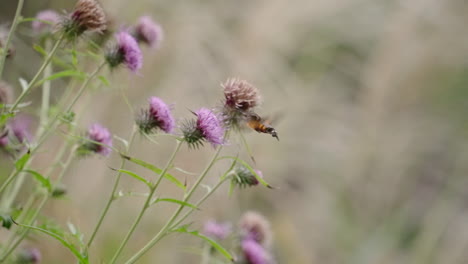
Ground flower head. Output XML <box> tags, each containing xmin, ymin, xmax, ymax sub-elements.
<box><xmin>17</xmin><ymin>248</ymin><xmax>41</xmax><ymax>264</ymax></box>
<box><xmin>133</xmin><ymin>16</ymin><xmax>163</xmax><ymax>48</ymax></box>
<box><xmin>105</xmin><ymin>31</ymin><xmax>142</xmax><ymax>73</ymax></box>
<box><xmin>63</xmin><ymin>0</ymin><xmax>107</xmax><ymax>39</ymax></box>
<box><xmin>239</xmin><ymin>211</ymin><xmax>272</xmax><ymax>247</ymax></box>
<box><xmin>78</xmin><ymin>123</ymin><xmax>112</xmax><ymax>156</ymax></box>
<box><xmin>220</xmin><ymin>78</ymin><xmax>261</xmax><ymax>128</ymax></box>
<box><xmin>33</xmin><ymin>10</ymin><xmax>61</xmax><ymax>33</ymax></box>
<box><xmin>182</xmin><ymin>108</ymin><xmax>225</xmax><ymax>148</ymax></box>
<box><xmin>232</xmin><ymin>166</ymin><xmax>263</xmax><ymax>188</ymax></box>
<box><xmin>203</xmin><ymin>220</ymin><xmax>232</xmax><ymax>240</ymax></box>
<box><xmin>0</xmin><ymin>115</ymin><xmax>32</xmax><ymax>151</ymax></box>
<box><xmin>136</xmin><ymin>96</ymin><xmax>174</xmax><ymax>134</ymax></box>
<box><xmin>0</xmin><ymin>81</ymin><xmax>13</xmax><ymax>106</ymax></box>
<box><xmin>241</xmin><ymin>238</ymin><xmax>272</xmax><ymax>264</ymax></box>
<box><xmin>223</xmin><ymin>78</ymin><xmax>261</xmax><ymax>111</ymax></box>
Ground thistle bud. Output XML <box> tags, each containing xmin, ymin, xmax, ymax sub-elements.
<box><xmin>16</xmin><ymin>248</ymin><xmax>41</xmax><ymax>264</ymax></box>
<box><xmin>232</xmin><ymin>166</ymin><xmax>263</xmax><ymax>188</ymax></box>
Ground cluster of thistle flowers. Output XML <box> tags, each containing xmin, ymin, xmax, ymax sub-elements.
<box><xmin>0</xmin><ymin>0</ymin><xmax>164</xmax><ymax>155</ymax></box>
<box><xmin>204</xmin><ymin>212</ymin><xmax>275</xmax><ymax>264</ymax></box>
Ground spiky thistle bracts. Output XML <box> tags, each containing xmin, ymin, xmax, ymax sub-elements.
<box><xmin>77</xmin><ymin>123</ymin><xmax>113</xmax><ymax>157</ymax></box>
<box><xmin>105</xmin><ymin>31</ymin><xmax>142</xmax><ymax>73</ymax></box>
<box><xmin>133</xmin><ymin>16</ymin><xmax>163</xmax><ymax>48</ymax></box>
<box><xmin>62</xmin><ymin>0</ymin><xmax>107</xmax><ymax>40</ymax></box>
<box><xmin>181</xmin><ymin>108</ymin><xmax>225</xmax><ymax>148</ymax></box>
<box><xmin>232</xmin><ymin>166</ymin><xmax>264</xmax><ymax>188</ymax></box>
<box><xmin>136</xmin><ymin>96</ymin><xmax>175</xmax><ymax>134</ymax></box>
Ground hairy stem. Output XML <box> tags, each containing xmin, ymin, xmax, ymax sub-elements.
<box><xmin>110</xmin><ymin>140</ymin><xmax>183</xmax><ymax>264</ymax></box>
<box><xmin>86</xmin><ymin>127</ymin><xmax>138</xmax><ymax>249</ymax></box>
<box><xmin>124</xmin><ymin>143</ymin><xmax>225</xmax><ymax>264</ymax></box>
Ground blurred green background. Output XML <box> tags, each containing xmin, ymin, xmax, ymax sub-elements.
<box><xmin>2</xmin><ymin>0</ymin><xmax>468</xmax><ymax>263</ymax></box>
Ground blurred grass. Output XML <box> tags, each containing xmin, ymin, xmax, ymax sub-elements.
<box><xmin>2</xmin><ymin>0</ymin><xmax>468</xmax><ymax>263</ymax></box>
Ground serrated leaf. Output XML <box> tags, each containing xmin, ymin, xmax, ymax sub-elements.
<box><xmin>35</xmin><ymin>70</ymin><xmax>85</xmax><ymax>87</ymax></box>
<box><xmin>110</xmin><ymin>168</ymin><xmax>151</xmax><ymax>188</ymax></box>
<box><xmin>216</xmin><ymin>156</ymin><xmax>273</xmax><ymax>189</ymax></box>
<box><xmin>172</xmin><ymin>226</ymin><xmax>234</xmax><ymax>262</ymax></box>
<box><xmin>23</xmin><ymin>169</ymin><xmax>52</xmax><ymax>192</ymax></box>
<box><xmin>121</xmin><ymin>154</ymin><xmax>186</xmax><ymax>190</ymax></box>
<box><xmin>15</xmin><ymin>150</ymin><xmax>31</xmax><ymax>171</ymax></box>
<box><xmin>152</xmin><ymin>198</ymin><xmax>199</xmax><ymax>209</ymax></box>
<box><xmin>15</xmin><ymin>223</ymin><xmax>88</xmax><ymax>263</ymax></box>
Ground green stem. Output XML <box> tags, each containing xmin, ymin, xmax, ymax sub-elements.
<box><xmin>0</xmin><ymin>0</ymin><xmax>24</xmax><ymax>79</ymax></box>
<box><xmin>86</xmin><ymin>127</ymin><xmax>138</xmax><ymax>249</ymax></box>
<box><xmin>38</xmin><ymin>40</ymin><xmax>53</xmax><ymax>135</ymax></box>
<box><xmin>124</xmin><ymin>144</ymin><xmax>225</xmax><ymax>264</ymax></box>
<box><xmin>110</xmin><ymin>140</ymin><xmax>183</xmax><ymax>264</ymax></box>
<box><xmin>9</xmin><ymin>33</ymin><xmax>64</xmax><ymax>113</ymax></box>
<box><xmin>0</xmin><ymin>146</ymin><xmax>77</xmax><ymax>262</ymax></box>
<box><xmin>0</xmin><ymin>60</ymin><xmax>106</xmax><ymax>209</ymax></box>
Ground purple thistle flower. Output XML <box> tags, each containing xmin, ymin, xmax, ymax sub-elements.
<box><xmin>137</xmin><ymin>96</ymin><xmax>175</xmax><ymax>134</ymax></box>
<box><xmin>117</xmin><ymin>31</ymin><xmax>142</xmax><ymax>72</ymax></box>
<box><xmin>148</xmin><ymin>97</ymin><xmax>174</xmax><ymax>133</ymax></box>
<box><xmin>106</xmin><ymin>31</ymin><xmax>142</xmax><ymax>73</ymax></box>
<box><xmin>83</xmin><ymin>123</ymin><xmax>112</xmax><ymax>156</ymax></box>
<box><xmin>33</xmin><ymin>10</ymin><xmax>60</xmax><ymax>33</ymax></box>
<box><xmin>203</xmin><ymin>220</ymin><xmax>232</xmax><ymax>240</ymax></box>
<box><xmin>0</xmin><ymin>115</ymin><xmax>32</xmax><ymax>149</ymax></box>
<box><xmin>241</xmin><ymin>238</ymin><xmax>272</xmax><ymax>264</ymax></box>
<box><xmin>196</xmin><ymin>108</ymin><xmax>224</xmax><ymax>146</ymax></box>
<box><xmin>134</xmin><ymin>16</ymin><xmax>163</xmax><ymax>48</ymax></box>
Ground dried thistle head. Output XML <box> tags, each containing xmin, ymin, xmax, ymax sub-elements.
<box><xmin>63</xmin><ymin>0</ymin><xmax>107</xmax><ymax>40</ymax></box>
<box><xmin>223</xmin><ymin>78</ymin><xmax>261</xmax><ymax>111</ymax></box>
<box><xmin>0</xmin><ymin>81</ymin><xmax>13</xmax><ymax>106</ymax></box>
<box><xmin>239</xmin><ymin>211</ymin><xmax>272</xmax><ymax>247</ymax></box>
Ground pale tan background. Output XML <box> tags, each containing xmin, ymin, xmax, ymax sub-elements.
<box><xmin>1</xmin><ymin>0</ymin><xmax>468</xmax><ymax>263</ymax></box>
